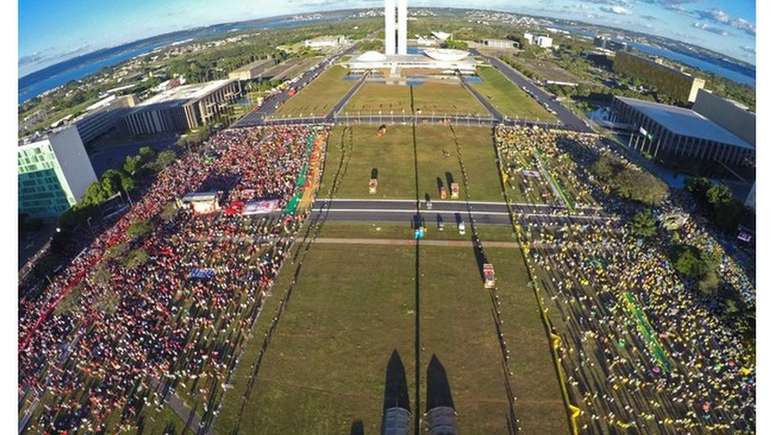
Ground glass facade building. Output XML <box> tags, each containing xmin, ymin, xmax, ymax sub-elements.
<box><xmin>18</xmin><ymin>126</ymin><xmax>97</xmax><ymax>217</ymax></box>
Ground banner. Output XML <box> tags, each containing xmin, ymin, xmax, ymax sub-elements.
<box><xmin>243</xmin><ymin>199</ymin><xmax>280</xmax><ymax>215</ymax></box>
<box><xmin>189</xmin><ymin>268</ymin><xmax>216</xmax><ymax>280</ymax></box>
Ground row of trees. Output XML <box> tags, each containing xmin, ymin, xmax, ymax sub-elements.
<box><xmin>58</xmin><ymin>146</ymin><xmax>177</xmax><ymax>229</ymax></box>
<box><xmin>685</xmin><ymin>177</ymin><xmax>745</xmax><ymax>232</ymax></box>
<box><xmin>628</xmin><ymin>209</ymin><xmax>721</xmax><ymax>294</ymax></box>
<box><xmin>591</xmin><ymin>153</ymin><xmax>668</xmax><ymax>205</ymax></box>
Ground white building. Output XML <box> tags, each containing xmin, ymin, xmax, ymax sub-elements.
<box><xmin>385</xmin><ymin>0</ymin><xmax>408</xmax><ymax>55</ymax></box>
<box><xmin>523</xmin><ymin>32</ymin><xmax>534</xmax><ymax>45</ymax></box>
<box><xmin>18</xmin><ymin>126</ymin><xmax>98</xmax><ymax>217</ymax></box>
<box><xmin>73</xmin><ymin>94</ymin><xmax>137</xmax><ymax>143</ymax></box>
<box><xmin>481</xmin><ymin>39</ymin><xmax>517</xmax><ymax>49</ymax></box>
<box><xmin>535</xmin><ymin>35</ymin><xmax>553</xmax><ymax>48</ymax></box>
<box><xmin>431</xmin><ymin>31</ymin><xmax>451</xmax><ymax>42</ymax></box>
<box><xmin>349</xmin><ymin>0</ymin><xmax>476</xmax><ymax>74</ymax></box>
<box><xmin>304</xmin><ymin>35</ymin><xmax>349</xmax><ymax>49</ymax></box>
<box><xmin>416</xmin><ymin>36</ymin><xmax>437</xmax><ymax>46</ymax></box>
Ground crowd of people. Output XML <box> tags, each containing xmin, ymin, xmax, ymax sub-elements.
<box><xmin>496</xmin><ymin>126</ymin><xmax>597</xmax><ymax>210</ymax></box>
<box><xmin>19</xmin><ymin>125</ymin><xmax>327</xmax><ymax>433</ymax></box>
<box><xmin>496</xmin><ymin>126</ymin><xmax>755</xmax><ymax>433</ymax></box>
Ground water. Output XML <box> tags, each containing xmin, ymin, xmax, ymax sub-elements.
<box><xmin>550</xmin><ymin>24</ymin><xmax>755</xmax><ymax>87</ymax></box>
<box><xmin>18</xmin><ymin>18</ymin><xmax>324</xmax><ymax>104</ymax></box>
<box><xmin>19</xmin><ymin>44</ymin><xmax>166</xmax><ymax>103</ymax></box>
<box><xmin>462</xmin><ymin>76</ymin><xmax>483</xmax><ymax>84</ymax></box>
<box><xmin>630</xmin><ymin>43</ymin><xmax>755</xmax><ymax>87</ymax></box>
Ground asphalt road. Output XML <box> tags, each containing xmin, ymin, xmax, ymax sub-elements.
<box><xmin>311</xmin><ymin>199</ymin><xmax>614</xmax><ymax>226</ymax></box>
<box><xmin>472</xmin><ymin>49</ymin><xmax>593</xmax><ymax>133</ymax></box>
<box><xmin>232</xmin><ymin>44</ymin><xmax>359</xmax><ymax>128</ymax></box>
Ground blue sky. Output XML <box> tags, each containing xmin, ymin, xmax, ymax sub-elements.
<box><xmin>19</xmin><ymin>0</ymin><xmax>755</xmax><ymax>76</ymax></box>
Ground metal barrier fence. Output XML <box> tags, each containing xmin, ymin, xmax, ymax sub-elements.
<box><xmin>253</xmin><ymin>112</ymin><xmax>569</xmax><ymax>130</ymax></box>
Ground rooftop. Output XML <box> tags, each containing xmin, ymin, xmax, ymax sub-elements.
<box><xmin>136</xmin><ymin>79</ymin><xmax>234</xmax><ymax>110</ymax></box>
<box><xmin>616</xmin><ymin>96</ymin><xmax>754</xmax><ymax>150</ymax></box>
<box><xmin>231</xmin><ymin>58</ymin><xmax>273</xmax><ymax>74</ymax></box>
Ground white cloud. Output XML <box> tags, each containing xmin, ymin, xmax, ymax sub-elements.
<box><xmin>600</xmin><ymin>5</ymin><xmax>631</xmax><ymax>15</ymax></box>
<box><xmin>693</xmin><ymin>22</ymin><xmax>728</xmax><ymax>36</ymax></box>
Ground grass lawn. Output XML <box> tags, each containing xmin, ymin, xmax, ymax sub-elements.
<box><xmin>215</xmin><ymin>244</ymin><xmax>417</xmax><ymax>435</ymax></box>
<box><xmin>343</xmin><ymin>83</ymin><xmax>412</xmax><ymax>114</ymax></box>
<box><xmin>214</xmin><ymin>237</ymin><xmax>567</xmax><ymax>434</ymax></box>
<box><xmin>274</xmin><ymin>65</ymin><xmax>354</xmax><ymax>117</ymax></box>
<box><xmin>343</xmin><ymin>81</ymin><xmax>488</xmax><ymax>116</ymax></box>
<box><xmin>412</xmin><ymin>81</ymin><xmax>488</xmax><ymax>116</ymax></box>
<box><xmin>316</xmin><ymin>221</ymin><xmax>517</xmax><ymax>242</ymax></box>
<box><xmin>472</xmin><ymin>67</ymin><xmax>555</xmax><ymax>121</ymax></box>
<box><xmin>418</xmin><ymin>245</ymin><xmax>568</xmax><ymax>433</ymax></box>
<box><xmin>319</xmin><ymin>125</ymin><xmax>503</xmax><ymax>201</ymax></box>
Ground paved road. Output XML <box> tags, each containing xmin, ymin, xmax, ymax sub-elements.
<box><xmin>326</xmin><ymin>71</ymin><xmax>369</xmax><ymax>121</ymax></box>
<box><xmin>311</xmin><ymin>199</ymin><xmax>615</xmax><ymax>226</ymax></box>
<box><xmin>472</xmin><ymin>49</ymin><xmax>593</xmax><ymax>133</ymax></box>
<box><xmin>232</xmin><ymin>44</ymin><xmax>358</xmax><ymax>128</ymax></box>
<box><xmin>459</xmin><ymin>75</ymin><xmax>504</xmax><ymax>122</ymax></box>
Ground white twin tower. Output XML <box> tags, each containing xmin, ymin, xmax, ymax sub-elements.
<box><xmin>384</xmin><ymin>0</ymin><xmax>408</xmax><ymax>56</ymax></box>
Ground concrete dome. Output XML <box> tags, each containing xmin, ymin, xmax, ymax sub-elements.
<box><xmin>356</xmin><ymin>51</ymin><xmax>388</xmax><ymax>62</ymax></box>
<box><xmin>423</xmin><ymin>48</ymin><xmax>469</xmax><ymax>61</ymax></box>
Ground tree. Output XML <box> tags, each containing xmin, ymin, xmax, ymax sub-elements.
<box><xmin>127</xmin><ymin>220</ymin><xmax>152</xmax><ymax>239</ymax></box>
<box><xmin>613</xmin><ymin>169</ymin><xmax>668</xmax><ymax>205</ymax></box>
<box><xmin>123</xmin><ymin>155</ymin><xmax>142</xmax><ymax>175</ymax></box>
<box><xmin>630</xmin><ymin>209</ymin><xmax>657</xmax><ymax>239</ymax></box>
<box><xmin>442</xmin><ymin>39</ymin><xmax>468</xmax><ymax>50</ymax></box>
<box><xmin>706</xmin><ymin>184</ymin><xmax>734</xmax><ymax>207</ymax></box>
<box><xmin>155</xmin><ymin>150</ymin><xmax>178</xmax><ymax>169</ymax></box>
<box><xmin>590</xmin><ymin>154</ymin><xmax>621</xmax><ymax>181</ymax></box>
<box><xmin>138</xmin><ymin>146</ymin><xmax>156</xmax><ymax>163</ymax></box>
<box><xmin>685</xmin><ymin>177</ymin><xmax>712</xmax><ymax>202</ymax></box>
<box><xmin>673</xmin><ymin>246</ymin><xmax>709</xmax><ymax>279</ymax></box>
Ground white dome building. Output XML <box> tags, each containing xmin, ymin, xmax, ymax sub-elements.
<box><xmin>422</xmin><ymin>48</ymin><xmax>469</xmax><ymax>62</ymax></box>
<box><xmin>355</xmin><ymin>51</ymin><xmax>388</xmax><ymax>62</ymax></box>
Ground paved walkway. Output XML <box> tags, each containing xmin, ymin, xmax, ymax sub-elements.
<box><xmin>312</xmin><ymin>237</ymin><xmax>519</xmax><ymax>248</ymax></box>
<box><xmin>459</xmin><ymin>73</ymin><xmax>504</xmax><ymax>122</ymax></box>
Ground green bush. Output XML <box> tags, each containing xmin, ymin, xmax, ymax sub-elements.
<box><xmin>124</xmin><ymin>249</ymin><xmax>150</xmax><ymax>269</ymax></box>
<box><xmin>127</xmin><ymin>220</ymin><xmax>152</xmax><ymax>239</ymax></box>
<box><xmin>591</xmin><ymin>153</ymin><xmax>667</xmax><ymax>205</ymax></box>
<box><xmin>630</xmin><ymin>209</ymin><xmax>657</xmax><ymax>239</ymax></box>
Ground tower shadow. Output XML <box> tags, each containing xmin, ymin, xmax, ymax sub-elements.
<box><xmin>350</xmin><ymin>419</ymin><xmax>365</xmax><ymax>435</ymax></box>
<box><xmin>382</xmin><ymin>350</ymin><xmax>411</xmax><ymax>435</ymax></box>
<box><xmin>383</xmin><ymin>350</ymin><xmax>410</xmax><ymax>411</ymax></box>
<box><xmin>426</xmin><ymin>354</ymin><xmax>454</xmax><ymax>411</ymax></box>
<box><xmin>425</xmin><ymin>355</ymin><xmax>458</xmax><ymax>434</ymax></box>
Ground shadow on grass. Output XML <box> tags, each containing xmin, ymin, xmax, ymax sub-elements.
<box><xmin>471</xmin><ymin>234</ymin><xmax>488</xmax><ymax>282</ymax></box>
<box><xmin>426</xmin><ymin>354</ymin><xmax>455</xmax><ymax>412</ymax></box>
<box><xmin>350</xmin><ymin>419</ymin><xmax>365</xmax><ymax>435</ymax></box>
<box><xmin>383</xmin><ymin>350</ymin><xmax>410</xmax><ymax>411</ymax></box>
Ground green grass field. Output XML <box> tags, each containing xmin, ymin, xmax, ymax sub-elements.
<box><xmin>214</xmin><ymin>238</ymin><xmax>567</xmax><ymax>434</ymax></box>
<box><xmin>343</xmin><ymin>83</ymin><xmax>413</xmax><ymax>114</ymax></box>
<box><xmin>472</xmin><ymin>67</ymin><xmax>555</xmax><ymax>121</ymax></box>
<box><xmin>215</xmin><ymin>244</ymin><xmax>416</xmax><ymax>435</ymax></box>
<box><xmin>413</xmin><ymin>81</ymin><xmax>488</xmax><ymax>115</ymax></box>
<box><xmin>343</xmin><ymin>81</ymin><xmax>488</xmax><ymax>116</ymax></box>
<box><xmin>274</xmin><ymin>65</ymin><xmax>355</xmax><ymax>117</ymax></box>
<box><xmin>317</xmin><ymin>222</ymin><xmax>517</xmax><ymax>242</ymax></box>
<box><xmin>318</xmin><ymin>125</ymin><xmax>504</xmax><ymax>201</ymax></box>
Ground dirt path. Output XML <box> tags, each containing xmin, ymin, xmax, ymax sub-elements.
<box><xmin>312</xmin><ymin>237</ymin><xmax>519</xmax><ymax>248</ymax></box>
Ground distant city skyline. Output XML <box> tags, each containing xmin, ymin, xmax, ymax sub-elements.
<box><xmin>19</xmin><ymin>0</ymin><xmax>755</xmax><ymax>76</ymax></box>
